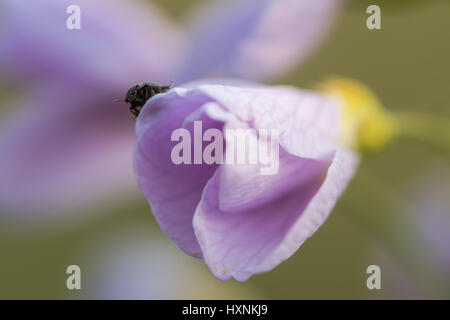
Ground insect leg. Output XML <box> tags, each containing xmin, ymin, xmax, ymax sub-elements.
<box><xmin>161</xmin><ymin>81</ymin><xmax>174</xmax><ymax>92</ymax></box>
<box><xmin>130</xmin><ymin>105</ymin><xmax>140</xmax><ymax>118</ymax></box>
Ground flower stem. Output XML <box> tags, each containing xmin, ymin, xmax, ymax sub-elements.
<box><xmin>393</xmin><ymin>111</ymin><xmax>450</xmax><ymax>154</ymax></box>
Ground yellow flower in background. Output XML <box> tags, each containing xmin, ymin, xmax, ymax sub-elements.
<box><xmin>319</xmin><ymin>77</ymin><xmax>398</xmax><ymax>154</ymax></box>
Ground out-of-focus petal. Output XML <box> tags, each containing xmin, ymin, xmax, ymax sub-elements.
<box><xmin>178</xmin><ymin>0</ymin><xmax>343</xmax><ymax>82</ymax></box>
<box><xmin>0</xmin><ymin>0</ymin><xmax>185</xmax><ymax>220</ymax></box>
<box><xmin>404</xmin><ymin>163</ymin><xmax>450</xmax><ymax>273</ymax></box>
<box><xmin>0</xmin><ymin>83</ymin><xmax>137</xmax><ymax>220</ymax></box>
<box><xmin>76</xmin><ymin>226</ymin><xmax>257</xmax><ymax>299</ymax></box>
<box><xmin>0</xmin><ymin>0</ymin><xmax>183</xmax><ymax>86</ymax></box>
<box><xmin>370</xmin><ymin>244</ymin><xmax>425</xmax><ymax>299</ymax></box>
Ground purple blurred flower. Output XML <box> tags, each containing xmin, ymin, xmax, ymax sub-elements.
<box><xmin>78</xmin><ymin>226</ymin><xmax>257</xmax><ymax>299</ymax></box>
<box><xmin>177</xmin><ymin>0</ymin><xmax>343</xmax><ymax>82</ymax></box>
<box><xmin>0</xmin><ymin>0</ymin><xmax>343</xmax><ymax>218</ymax></box>
<box><xmin>369</xmin><ymin>163</ymin><xmax>450</xmax><ymax>298</ymax></box>
<box><xmin>404</xmin><ymin>163</ymin><xmax>450</xmax><ymax>277</ymax></box>
<box><xmin>0</xmin><ymin>0</ymin><xmax>183</xmax><ymax>217</ymax></box>
<box><xmin>134</xmin><ymin>83</ymin><xmax>358</xmax><ymax>280</ymax></box>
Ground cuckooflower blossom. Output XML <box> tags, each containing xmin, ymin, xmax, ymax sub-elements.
<box><xmin>0</xmin><ymin>0</ymin><xmax>343</xmax><ymax>220</ymax></box>
<box><xmin>134</xmin><ymin>80</ymin><xmax>365</xmax><ymax>280</ymax></box>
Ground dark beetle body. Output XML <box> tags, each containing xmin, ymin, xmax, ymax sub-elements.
<box><xmin>125</xmin><ymin>82</ymin><xmax>172</xmax><ymax>117</ymax></box>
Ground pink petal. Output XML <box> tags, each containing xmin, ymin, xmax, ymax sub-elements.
<box><xmin>178</xmin><ymin>0</ymin><xmax>343</xmax><ymax>82</ymax></box>
<box><xmin>194</xmin><ymin>148</ymin><xmax>358</xmax><ymax>281</ymax></box>
<box><xmin>0</xmin><ymin>0</ymin><xmax>184</xmax><ymax>219</ymax></box>
<box><xmin>0</xmin><ymin>0</ymin><xmax>183</xmax><ymax>85</ymax></box>
<box><xmin>190</xmin><ymin>83</ymin><xmax>342</xmax><ymax>160</ymax></box>
<box><xmin>134</xmin><ymin>90</ymin><xmax>222</xmax><ymax>257</ymax></box>
<box><xmin>134</xmin><ymin>82</ymin><xmax>356</xmax><ymax>278</ymax></box>
<box><xmin>0</xmin><ymin>83</ymin><xmax>136</xmax><ymax>219</ymax></box>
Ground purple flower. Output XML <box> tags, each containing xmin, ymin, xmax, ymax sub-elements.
<box><xmin>0</xmin><ymin>0</ymin><xmax>343</xmax><ymax>218</ymax></box>
<box><xmin>134</xmin><ymin>82</ymin><xmax>359</xmax><ymax>280</ymax></box>
<box><xmin>403</xmin><ymin>163</ymin><xmax>450</xmax><ymax>277</ymax></box>
<box><xmin>0</xmin><ymin>0</ymin><xmax>183</xmax><ymax>217</ymax></box>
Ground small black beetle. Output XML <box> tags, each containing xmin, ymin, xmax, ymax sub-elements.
<box><xmin>115</xmin><ymin>82</ymin><xmax>173</xmax><ymax>118</ymax></box>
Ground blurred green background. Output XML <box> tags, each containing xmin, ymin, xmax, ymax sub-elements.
<box><xmin>0</xmin><ymin>0</ymin><xmax>449</xmax><ymax>299</ymax></box>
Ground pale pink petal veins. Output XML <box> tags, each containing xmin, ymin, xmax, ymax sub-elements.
<box><xmin>187</xmin><ymin>83</ymin><xmax>358</xmax><ymax>280</ymax></box>
<box><xmin>191</xmin><ymin>84</ymin><xmax>341</xmax><ymax>160</ymax></box>
<box><xmin>178</xmin><ymin>0</ymin><xmax>344</xmax><ymax>82</ymax></box>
